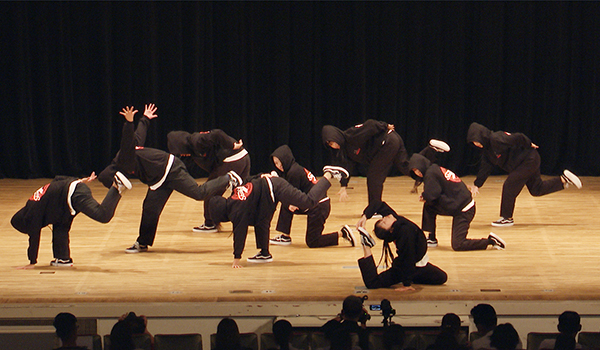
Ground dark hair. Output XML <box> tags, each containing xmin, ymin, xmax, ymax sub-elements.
<box><xmin>124</xmin><ymin>312</ymin><xmax>146</xmax><ymax>334</ymax></box>
<box><xmin>470</xmin><ymin>304</ymin><xmax>497</xmax><ymax>328</ymax></box>
<box><xmin>489</xmin><ymin>323</ymin><xmax>519</xmax><ymax>350</ymax></box>
<box><xmin>382</xmin><ymin>324</ymin><xmax>405</xmax><ymax>350</ymax></box>
<box><xmin>441</xmin><ymin>313</ymin><xmax>461</xmax><ymax>334</ymax></box>
<box><xmin>216</xmin><ymin>318</ymin><xmax>241</xmax><ymax>350</ymax></box>
<box><xmin>558</xmin><ymin>311</ymin><xmax>581</xmax><ymax>334</ymax></box>
<box><xmin>110</xmin><ymin>320</ymin><xmax>135</xmax><ymax>350</ymax></box>
<box><xmin>342</xmin><ymin>295</ymin><xmax>364</xmax><ymax>320</ymax></box>
<box><xmin>272</xmin><ymin>320</ymin><xmax>292</xmax><ymax>350</ymax></box>
<box><xmin>53</xmin><ymin>312</ymin><xmax>77</xmax><ymax>341</ymax></box>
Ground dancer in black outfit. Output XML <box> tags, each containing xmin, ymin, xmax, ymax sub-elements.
<box><xmin>269</xmin><ymin>145</ymin><xmax>355</xmax><ymax>248</ymax></box>
<box><xmin>209</xmin><ymin>169</ymin><xmax>345</xmax><ymax>268</ymax></box>
<box><xmin>11</xmin><ymin>171</ymin><xmax>131</xmax><ymax>268</ymax></box>
<box><xmin>408</xmin><ymin>153</ymin><xmax>506</xmax><ymax>250</ymax></box>
<box><xmin>168</xmin><ymin>128</ymin><xmax>251</xmax><ymax>232</ymax></box>
<box><xmin>354</xmin><ymin>201</ymin><xmax>447</xmax><ymax>291</ymax></box>
<box><xmin>97</xmin><ymin>105</ymin><xmax>239</xmax><ymax>253</ymax></box>
<box><xmin>467</xmin><ymin>122</ymin><xmax>582</xmax><ymax>227</ymax></box>
<box><xmin>322</xmin><ymin>120</ymin><xmax>449</xmax><ymax>227</ymax></box>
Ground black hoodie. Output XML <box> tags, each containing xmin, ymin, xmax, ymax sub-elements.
<box><xmin>167</xmin><ymin>129</ymin><xmax>244</xmax><ymax>173</ymax></box>
<box><xmin>11</xmin><ymin>176</ymin><xmax>80</xmax><ymax>264</ymax></box>
<box><xmin>322</xmin><ymin>119</ymin><xmax>397</xmax><ymax>186</ymax></box>
<box><xmin>467</xmin><ymin>122</ymin><xmax>534</xmax><ymax>188</ymax></box>
<box><xmin>364</xmin><ymin>201</ymin><xmax>428</xmax><ymax>287</ymax></box>
<box><xmin>409</xmin><ymin>154</ymin><xmax>473</xmax><ymax>216</ymax></box>
<box><xmin>270</xmin><ymin>145</ymin><xmax>318</xmax><ymax>195</ymax></box>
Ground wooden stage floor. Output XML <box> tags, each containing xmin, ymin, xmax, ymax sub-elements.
<box><xmin>1</xmin><ymin>175</ymin><xmax>599</xmax><ymax>306</ymax></box>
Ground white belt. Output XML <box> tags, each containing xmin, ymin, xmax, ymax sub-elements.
<box><xmin>223</xmin><ymin>149</ymin><xmax>248</xmax><ymax>163</ymax></box>
<box><xmin>416</xmin><ymin>253</ymin><xmax>429</xmax><ymax>267</ymax></box>
<box><xmin>67</xmin><ymin>180</ymin><xmax>83</xmax><ymax>215</ymax></box>
<box><xmin>462</xmin><ymin>199</ymin><xmax>475</xmax><ymax>212</ymax></box>
<box><xmin>150</xmin><ymin>154</ymin><xmax>175</xmax><ymax>191</ymax></box>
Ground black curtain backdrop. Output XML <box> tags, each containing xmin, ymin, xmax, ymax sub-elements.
<box><xmin>1</xmin><ymin>2</ymin><xmax>599</xmax><ymax>180</ymax></box>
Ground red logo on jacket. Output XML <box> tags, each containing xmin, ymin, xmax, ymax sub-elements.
<box><xmin>30</xmin><ymin>183</ymin><xmax>50</xmax><ymax>201</ymax></box>
<box><xmin>232</xmin><ymin>182</ymin><xmax>253</xmax><ymax>201</ymax></box>
<box><xmin>439</xmin><ymin>167</ymin><xmax>462</xmax><ymax>183</ymax></box>
<box><xmin>305</xmin><ymin>169</ymin><xmax>318</xmax><ymax>184</ymax></box>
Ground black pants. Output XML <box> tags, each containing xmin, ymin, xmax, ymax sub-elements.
<box><xmin>275</xmin><ymin>199</ymin><xmax>339</xmax><ymax>248</ymax></box>
<box><xmin>501</xmin><ymin>151</ymin><xmax>564</xmax><ymax>219</ymax></box>
<box><xmin>364</xmin><ymin>132</ymin><xmax>409</xmax><ymax>205</ymax></box>
<box><xmin>252</xmin><ymin>177</ymin><xmax>332</xmax><ymax>253</ymax></box>
<box><xmin>358</xmin><ymin>255</ymin><xmax>447</xmax><ymax>289</ymax></box>
<box><xmin>53</xmin><ymin>184</ymin><xmax>121</xmax><ymax>260</ymax></box>
<box><xmin>422</xmin><ymin>205</ymin><xmax>489</xmax><ymax>251</ymax></box>
<box><xmin>203</xmin><ymin>155</ymin><xmax>251</xmax><ymax>226</ymax></box>
<box><xmin>137</xmin><ymin>159</ymin><xmax>230</xmax><ymax>246</ymax></box>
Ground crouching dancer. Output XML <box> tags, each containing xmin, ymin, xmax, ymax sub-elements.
<box><xmin>355</xmin><ymin>201</ymin><xmax>447</xmax><ymax>291</ymax></box>
<box><xmin>208</xmin><ymin>167</ymin><xmax>347</xmax><ymax>268</ymax></box>
<box><xmin>12</xmin><ymin>171</ymin><xmax>131</xmax><ymax>268</ymax></box>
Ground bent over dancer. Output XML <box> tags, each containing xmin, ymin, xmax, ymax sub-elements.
<box><xmin>97</xmin><ymin>105</ymin><xmax>239</xmax><ymax>253</ymax></box>
<box><xmin>11</xmin><ymin>171</ymin><xmax>131</xmax><ymax>268</ymax></box>
<box><xmin>408</xmin><ymin>153</ymin><xmax>506</xmax><ymax>250</ymax></box>
<box><xmin>354</xmin><ymin>201</ymin><xmax>447</xmax><ymax>291</ymax></box>
<box><xmin>467</xmin><ymin>122</ymin><xmax>582</xmax><ymax>227</ymax></box>
<box><xmin>269</xmin><ymin>145</ymin><xmax>355</xmax><ymax>248</ymax></box>
<box><xmin>322</xmin><ymin>120</ymin><xmax>449</xmax><ymax>228</ymax></box>
<box><xmin>168</xmin><ymin>129</ymin><xmax>251</xmax><ymax>232</ymax></box>
<box><xmin>208</xmin><ymin>168</ymin><xmax>346</xmax><ymax>268</ymax></box>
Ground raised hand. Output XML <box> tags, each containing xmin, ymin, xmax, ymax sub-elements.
<box><xmin>120</xmin><ymin>106</ymin><xmax>138</xmax><ymax>122</ymax></box>
<box><xmin>144</xmin><ymin>103</ymin><xmax>158</xmax><ymax>119</ymax></box>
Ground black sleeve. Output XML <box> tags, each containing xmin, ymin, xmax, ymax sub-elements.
<box><xmin>363</xmin><ymin>200</ymin><xmax>397</xmax><ymax>218</ymax></box>
<box><xmin>116</xmin><ymin>121</ymin><xmax>137</xmax><ymax>175</ymax></box>
<box><xmin>134</xmin><ymin>116</ymin><xmax>151</xmax><ymax>147</ymax></box>
<box><xmin>27</xmin><ymin>230</ymin><xmax>42</xmax><ymax>264</ymax></box>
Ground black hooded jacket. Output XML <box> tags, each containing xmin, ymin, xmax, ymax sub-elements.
<box><xmin>409</xmin><ymin>154</ymin><xmax>473</xmax><ymax>216</ymax></box>
<box><xmin>270</xmin><ymin>145</ymin><xmax>318</xmax><ymax>195</ymax></box>
<box><xmin>11</xmin><ymin>176</ymin><xmax>80</xmax><ymax>264</ymax></box>
<box><xmin>467</xmin><ymin>122</ymin><xmax>534</xmax><ymax>188</ymax></box>
<box><xmin>167</xmin><ymin>129</ymin><xmax>244</xmax><ymax>173</ymax></box>
<box><xmin>322</xmin><ymin>119</ymin><xmax>396</xmax><ymax>186</ymax></box>
<box><xmin>210</xmin><ymin>177</ymin><xmax>279</xmax><ymax>259</ymax></box>
<box><xmin>364</xmin><ymin>201</ymin><xmax>427</xmax><ymax>286</ymax></box>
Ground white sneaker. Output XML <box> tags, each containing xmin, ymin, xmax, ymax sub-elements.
<box><xmin>562</xmin><ymin>170</ymin><xmax>582</xmax><ymax>189</ymax></box>
<box><xmin>488</xmin><ymin>232</ymin><xmax>506</xmax><ymax>250</ymax></box>
<box><xmin>429</xmin><ymin>139</ymin><xmax>450</xmax><ymax>152</ymax></box>
<box><xmin>114</xmin><ymin>171</ymin><xmax>132</xmax><ymax>193</ymax></box>
<box><xmin>125</xmin><ymin>242</ymin><xmax>148</xmax><ymax>253</ymax></box>
<box><xmin>192</xmin><ymin>224</ymin><xmax>218</xmax><ymax>233</ymax></box>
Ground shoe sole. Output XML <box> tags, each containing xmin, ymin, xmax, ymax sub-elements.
<box><xmin>427</xmin><ymin>243</ymin><xmax>438</xmax><ymax>248</ymax></box>
<box><xmin>192</xmin><ymin>228</ymin><xmax>218</xmax><ymax>233</ymax></box>
<box><xmin>491</xmin><ymin>222</ymin><xmax>514</xmax><ymax>227</ymax></box>
<box><xmin>429</xmin><ymin>139</ymin><xmax>450</xmax><ymax>152</ymax></box>
<box><xmin>247</xmin><ymin>258</ymin><xmax>273</xmax><ymax>263</ymax></box>
<box><xmin>50</xmin><ymin>262</ymin><xmax>74</xmax><ymax>267</ymax></box>
<box><xmin>228</xmin><ymin>171</ymin><xmax>243</xmax><ymax>187</ymax></box>
<box><xmin>269</xmin><ymin>241</ymin><xmax>291</xmax><ymax>246</ymax></box>
<box><xmin>323</xmin><ymin>166</ymin><xmax>350</xmax><ymax>178</ymax></box>
<box><xmin>489</xmin><ymin>232</ymin><xmax>506</xmax><ymax>250</ymax></box>
<box><xmin>124</xmin><ymin>248</ymin><xmax>147</xmax><ymax>254</ymax></box>
<box><xmin>563</xmin><ymin>170</ymin><xmax>582</xmax><ymax>189</ymax></box>
<box><xmin>357</xmin><ymin>227</ymin><xmax>376</xmax><ymax>247</ymax></box>
<box><xmin>115</xmin><ymin>171</ymin><xmax>132</xmax><ymax>190</ymax></box>
<box><xmin>343</xmin><ymin>224</ymin><xmax>356</xmax><ymax>247</ymax></box>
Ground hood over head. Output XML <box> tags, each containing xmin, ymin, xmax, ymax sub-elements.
<box><xmin>321</xmin><ymin>125</ymin><xmax>346</xmax><ymax>148</ymax></box>
<box><xmin>408</xmin><ymin>153</ymin><xmax>432</xmax><ymax>181</ymax></box>
<box><xmin>270</xmin><ymin>145</ymin><xmax>295</xmax><ymax>174</ymax></box>
<box><xmin>167</xmin><ymin>131</ymin><xmax>193</xmax><ymax>155</ymax></box>
<box><xmin>467</xmin><ymin>122</ymin><xmax>492</xmax><ymax>147</ymax></box>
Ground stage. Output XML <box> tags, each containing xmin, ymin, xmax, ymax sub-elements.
<box><xmin>1</xmin><ymin>176</ymin><xmax>600</xmax><ymax>346</ymax></box>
